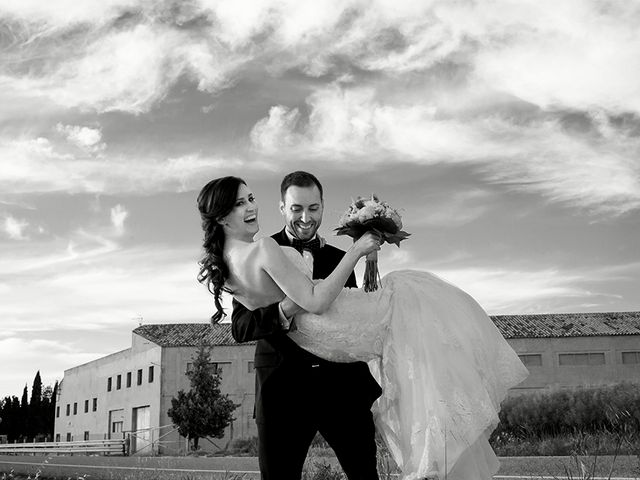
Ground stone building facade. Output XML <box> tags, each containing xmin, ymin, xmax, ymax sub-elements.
<box><xmin>54</xmin><ymin>312</ymin><xmax>640</xmax><ymax>454</ymax></box>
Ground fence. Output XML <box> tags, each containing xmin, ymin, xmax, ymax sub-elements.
<box><xmin>0</xmin><ymin>438</ymin><xmax>128</xmax><ymax>456</ymax></box>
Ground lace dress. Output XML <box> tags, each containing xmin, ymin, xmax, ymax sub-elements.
<box><xmin>282</xmin><ymin>248</ymin><xmax>529</xmax><ymax>480</ymax></box>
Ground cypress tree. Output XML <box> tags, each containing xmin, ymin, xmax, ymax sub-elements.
<box><xmin>29</xmin><ymin>371</ymin><xmax>43</xmax><ymax>439</ymax></box>
<box><xmin>20</xmin><ymin>385</ymin><xmax>28</xmax><ymax>441</ymax></box>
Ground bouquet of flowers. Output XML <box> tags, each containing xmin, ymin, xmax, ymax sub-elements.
<box><xmin>335</xmin><ymin>195</ymin><xmax>410</xmax><ymax>292</ymax></box>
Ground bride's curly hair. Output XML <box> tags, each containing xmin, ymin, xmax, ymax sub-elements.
<box><xmin>196</xmin><ymin>176</ymin><xmax>245</xmax><ymax>324</ymax></box>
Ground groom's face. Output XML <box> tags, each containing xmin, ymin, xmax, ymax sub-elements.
<box><xmin>280</xmin><ymin>185</ymin><xmax>323</xmax><ymax>241</ymax></box>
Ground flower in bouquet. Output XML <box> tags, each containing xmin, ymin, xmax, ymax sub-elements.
<box><xmin>335</xmin><ymin>195</ymin><xmax>410</xmax><ymax>292</ymax></box>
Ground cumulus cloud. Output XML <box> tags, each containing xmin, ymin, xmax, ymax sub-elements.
<box><xmin>0</xmin><ymin>0</ymin><xmax>638</xmax><ymax>116</ymax></box>
<box><xmin>251</xmin><ymin>84</ymin><xmax>640</xmax><ymax>215</ymax></box>
<box><xmin>0</xmin><ymin>135</ymin><xmax>261</xmax><ymax>194</ymax></box>
<box><xmin>56</xmin><ymin>124</ymin><xmax>106</xmax><ymax>153</ymax></box>
<box><xmin>3</xmin><ymin>215</ymin><xmax>29</xmax><ymax>240</ymax></box>
<box><xmin>110</xmin><ymin>204</ymin><xmax>128</xmax><ymax>236</ymax></box>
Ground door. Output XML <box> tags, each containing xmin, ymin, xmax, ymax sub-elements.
<box><xmin>131</xmin><ymin>405</ymin><xmax>151</xmax><ymax>454</ymax></box>
<box><xmin>108</xmin><ymin>409</ymin><xmax>125</xmax><ymax>439</ymax></box>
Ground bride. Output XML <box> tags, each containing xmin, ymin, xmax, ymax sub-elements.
<box><xmin>197</xmin><ymin>176</ymin><xmax>528</xmax><ymax>480</ymax></box>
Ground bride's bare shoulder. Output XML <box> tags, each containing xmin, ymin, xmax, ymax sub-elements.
<box><xmin>254</xmin><ymin>236</ymin><xmax>280</xmax><ymax>251</ymax></box>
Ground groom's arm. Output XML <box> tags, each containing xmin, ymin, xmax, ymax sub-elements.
<box><xmin>231</xmin><ymin>298</ymin><xmax>300</xmax><ymax>342</ymax></box>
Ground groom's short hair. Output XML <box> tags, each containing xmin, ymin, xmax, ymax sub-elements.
<box><xmin>280</xmin><ymin>171</ymin><xmax>324</xmax><ymax>201</ymax></box>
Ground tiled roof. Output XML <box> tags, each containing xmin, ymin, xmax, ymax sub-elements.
<box><xmin>492</xmin><ymin>312</ymin><xmax>640</xmax><ymax>339</ymax></box>
<box><xmin>133</xmin><ymin>312</ymin><xmax>640</xmax><ymax>347</ymax></box>
<box><xmin>133</xmin><ymin>323</ymin><xmax>255</xmax><ymax>347</ymax></box>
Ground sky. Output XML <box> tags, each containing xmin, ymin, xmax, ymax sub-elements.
<box><xmin>1</xmin><ymin>0</ymin><xmax>639</xmax><ymax>398</ymax></box>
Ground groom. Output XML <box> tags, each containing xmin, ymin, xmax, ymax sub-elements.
<box><xmin>231</xmin><ymin>171</ymin><xmax>381</xmax><ymax>480</ymax></box>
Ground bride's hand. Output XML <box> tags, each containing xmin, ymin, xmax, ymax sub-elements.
<box><xmin>351</xmin><ymin>232</ymin><xmax>382</xmax><ymax>258</ymax></box>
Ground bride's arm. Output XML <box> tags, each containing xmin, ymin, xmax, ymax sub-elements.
<box><xmin>256</xmin><ymin>235</ymin><xmax>379</xmax><ymax>314</ymax></box>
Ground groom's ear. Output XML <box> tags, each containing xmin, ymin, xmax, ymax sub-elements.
<box><xmin>279</xmin><ymin>201</ymin><xmax>285</xmax><ymax>215</ymax></box>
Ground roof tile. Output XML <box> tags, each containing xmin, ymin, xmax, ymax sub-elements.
<box><xmin>133</xmin><ymin>311</ymin><xmax>640</xmax><ymax>346</ymax></box>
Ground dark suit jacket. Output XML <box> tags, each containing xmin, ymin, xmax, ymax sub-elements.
<box><xmin>231</xmin><ymin>228</ymin><xmax>382</xmax><ymax>422</ymax></box>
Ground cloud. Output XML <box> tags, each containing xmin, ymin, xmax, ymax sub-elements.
<box><xmin>0</xmin><ymin>225</ymin><xmax>213</xmax><ymax>334</ymax></box>
<box><xmin>0</xmin><ymin>135</ymin><xmax>263</xmax><ymax>194</ymax></box>
<box><xmin>1</xmin><ymin>0</ymin><xmax>638</xmax><ymax>116</ymax></box>
<box><xmin>0</xmin><ymin>336</ymin><xmax>108</xmax><ymax>397</ymax></box>
<box><xmin>377</xmin><ymin>248</ymin><xmax>632</xmax><ymax>315</ymax></box>
<box><xmin>250</xmin><ymin>84</ymin><xmax>640</xmax><ymax>216</ymax></box>
<box><xmin>3</xmin><ymin>215</ymin><xmax>29</xmax><ymax>240</ymax></box>
<box><xmin>110</xmin><ymin>204</ymin><xmax>128</xmax><ymax>236</ymax></box>
<box><xmin>56</xmin><ymin>124</ymin><xmax>106</xmax><ymax>153</ymax></box>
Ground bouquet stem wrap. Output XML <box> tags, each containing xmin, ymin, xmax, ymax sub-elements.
<box><xmin>363</xmin><ymin>250</ymin><xmax>380</xmax><ymax>292</ymax></box>
<box><xmin>335</xmin><ymin>194</ymin><xmax>411</xmax><ymax>293</ymax></box>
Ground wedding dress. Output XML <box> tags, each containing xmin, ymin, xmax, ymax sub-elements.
<box><xmin>281</xmin><ymin>247</ymin><xmax>529</xmax><ymax>480</ymax></box>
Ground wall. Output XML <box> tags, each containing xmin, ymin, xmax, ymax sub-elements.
<box><xmin>54</xmin><ymin>339</ymin><xmax>162</xmax><ymax>451</ymax></box>
<box><xmin>507</xmin><ymin>335</ymin><xmax>640</xmax><ymax>392</ymax></box>
<box><xmin>158</xmin><ymin>342</ymin><xmax>257</xmax><ymax>454</ymax></box>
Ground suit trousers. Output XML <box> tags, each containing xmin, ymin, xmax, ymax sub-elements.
<box><xmin>256</xmin><ymin>362</ymin><xmax>379</xmax><ymax>480</ymax></box>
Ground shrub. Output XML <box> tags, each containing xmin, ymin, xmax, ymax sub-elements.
<box><xmin>228</xmin><ymin>436</ymin><xmax>258</xmax><ymax>456</ymax></box>
<box><xmin>492</xmin><ymin>382</ymin><xmax>640</xmax><ymax>441</ymax></box>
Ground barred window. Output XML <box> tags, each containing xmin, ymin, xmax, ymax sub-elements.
<box><xmin>518</xmin><ymin>354</ymin><xmax>542</xmax><ymax>367</ymax></box>
<box><xmin>622</xmin><ymin>351</ymin><xmax>640</xmax><ymax>364</ymax></box>
<box><xmin>559</xmin><ymin>352</ymin><xmax>605</xmax><ymax>366</ymax></box>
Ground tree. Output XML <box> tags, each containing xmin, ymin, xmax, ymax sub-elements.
<box><xmin>29</xmin><ymin>371</ymin><xmax>43</xmax><ymax>439</ymax></box>
<box><xmin>49</xmin><ymin>381</ymin><xmax>59</xmax><ymax>435</ymax></box>
<box><xmin>20</xmin><ymin>385</ymin><xmax>28</xmax><ymax>440</ymax></box>
<box><xmin>167</xmin><ymin>343</ymin><xmax>237</xmax><ymax>451</ymax></box>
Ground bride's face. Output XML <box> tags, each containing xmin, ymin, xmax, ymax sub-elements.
<box><xmin>223</xmin><ymin>183</ymin><xmax>259</xmax><ymax>240</ymax></box>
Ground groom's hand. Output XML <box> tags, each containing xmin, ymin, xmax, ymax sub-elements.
<box><xmin>280</xmin><ymin>296</ymin><xmax>303</xmax><ymax>319</ymax></box>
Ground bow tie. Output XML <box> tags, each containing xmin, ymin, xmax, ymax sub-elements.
<box><xmin>291</xmin><ymin>237</ymin><xmax>321</xmax><ymax>254</ymax></box>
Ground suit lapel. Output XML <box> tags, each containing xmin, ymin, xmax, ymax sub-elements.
<box><xmin>272</xmin><ymin>228</ymin><xmax>289</xmax><ymax>247</ymax></box>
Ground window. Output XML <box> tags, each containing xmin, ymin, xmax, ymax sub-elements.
<box><xmin>126</xmin><ymin>372</ymin><xmax>132</xmax><ymax>388</ymax></box>
<box><xmin>107</xmin><ymin>377</ymin><xmax>112</xmax><ymax>392</ymax></box>
<box><xmin>622</xmin><ymin>351</ymin><xmax>640</xmax><ymax>364</ymax></box>
<box><xmin>559</xmin><ymin>352</ymin><xmax>605</xmax><ymax>366</ymax></box>
<box><xmin>55</xmin><ymin>434</ymin><xmax>60</xmax><ymax>442</ymax></box>
<box><xmin>56</xmin><ymin>406</ymin><xmax>60</xmax><ymax>418</ymax></box>
<box><xmin>73</xmin><ymin>402</ymin><xmax>77</xmax><ymax>415</ymax></box>
<box><xmin>248</xmin><ymin>361</ymin><xmax>255</xmax><ymax>373</ymax></box>
<box><xmin>212</xmin><ymin>362</ymin><xmax>232</xmax><ymax>377</ymax></box>
<box><xmin>84</xmin><ymin>431</ymin><xmax>90</xmax><ymax>441</ymax></box>
<box><xmin>186</xmin><ymin>361</ymin><xmax>232</xmax><ymax>377</ymax></box>
<box><xmin>116</xmin><ymin>374</ymin><xmax>122</xmax><ymax>390</ymax></box>
<box><xmin>66</xmin><ymin>404</ymin><xmax>70</xmax><ymax>416</ymax></box>
<box><xmin>92</xmin><ymin>398</ymin><xmax>97</xmax><ymax>412</ymax></box>
<box><xmin>137</xmin><ymin>369</ymin><xmax>143</xmax><ymax>385</ymax></box>
<box><xmin>84</xmin><ymin>400</ymin><xmax>89</xmax><ymax>413</ymax></box>
<box><xmin>66</xmin><ymin>433</ymin><xmax>72</xmax><ymax>442</ymax></box>
<box><xmin>148</xmin><ymin>366</ymin><xmax>154</xmax><ymax>383</ymax></box>
<box><xmin>112</xmin><ymin>421</ymin><xmax>123</xmax><ymax>433</ymax></box>
<box><xmin>518</xmin><ymin>354</ymin><xmax>542</xmax><ymax>367</ymax></box>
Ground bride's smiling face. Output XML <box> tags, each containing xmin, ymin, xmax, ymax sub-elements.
<box><xmin>223</xmin><ymin>183</ymin><xmax>259</xmax><ymax>240</ymax></box>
